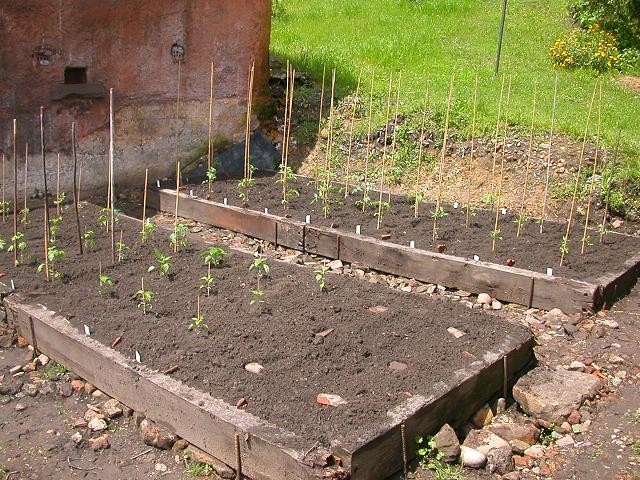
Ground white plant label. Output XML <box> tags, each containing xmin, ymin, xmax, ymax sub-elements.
<box><xmin>453</xmin><ymin>202</ymin><xmax>459</xmax><ymax>209</ymax></box>
<box><xmin>355</xmin><ymin>225</ymin><xmax>361</xmax><ymax>235</ymax></box>
<box><xmin>410</xmin><ymin>240</ymin><xmax>415</xmax><ymax>248</ymax></box>
<box><xmin>10</xmin><ymin>279</ymin><xmax>15</xmax><ymax>289</ymax></box>
<box><xmin>305</xmin><ymin>214</ymin><xmax>311</xmax><ymax>224</ymax></box>
<box><xmin>501</xmin><ymin>208</ymin><xmax>507</xmax><ymax>215</ymax></box>
<box><xmin>156</xmin><ymin>180</ymin><xmax>160</xmax><ymax>188</ymax></box>
<box><xmin>223</xmin><ymin>197</ymin><xmax>228</xmax><ymax>205</ymax></box>
<box><xmin>473</xmin><ymin>254</ymin><xmax>480</xmax><ymax>261</ymax></box>
<box><xmin>189</xmin><ymin>189</ymin><xmax>194</xmax><ymax>197</ymax></box>
<box><xmin>135</xmin><ymin>351</ymin><xmax>142</xmax><ymax>363</ymax></box>
<box><xmin>264</xmin><ymin>208</ymin><xmax>269</xmax><ymax>214</ymax></box>
<box><xmin>546</xmin><ymin>267</ymin><xmax>553</xmax><ymax>276</ymax></box>
<box><xmin>83</xmin><ymin>324</ymin><xmax>91</xmax><ymax>336</ymax></box>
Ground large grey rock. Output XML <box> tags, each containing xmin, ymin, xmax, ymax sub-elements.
<box><xmin>513</xmin><ymin>368</ymin><xmax>605</xmax><ymax>424</ymax></box>
<box><xmin>487</xmin><ymin>446</ymin><xmax>514</xmax><ymax>474</ymax></box>
<box><xmin>214</xmin><ymin>132</ymin><xmax>279</xmax><ymax>179</ymax></box>
<box><xmin>432</xmin><ymin>424</ymin><xmax>460</xmax><ymax>463</ymax></box>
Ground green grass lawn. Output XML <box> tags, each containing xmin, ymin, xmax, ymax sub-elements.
<box><xmin>271</xmin><ymin>0</ymin><xmax>639</xmax><ymax>158</ymax></box>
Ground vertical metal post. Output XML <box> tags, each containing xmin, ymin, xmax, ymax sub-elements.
<box><xmin>495</xmin><ymin>0</ymin><xmax>508</xmax><ymax>75</ymax></box>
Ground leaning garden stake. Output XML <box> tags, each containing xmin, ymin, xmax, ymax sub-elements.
<box><xmin>581</xmin><ymin>84</ymin><xmax>603</xmax><ymax>255</ymax></box>
<box><xmin>362</xmin><ymin>68</ymin><xmax>375</xmax><ymax>213</ymax></box>
<box><xmin>490</xmin><ymin>75</ymin><xmax>506</xmax><ymax>199</ymax></box>
<box><xmin>376</xmin><ymin>73</ymin><xmax>394</xmax><ymax>230</ymax></box>
<box><xmin>12</xmin><ymin>119</ymin><xmax>18</xmax><ymax>266</ymax></box>
<box><xmin>414</xmin><ymin>82</ymin><xmax>429</xmax><ymax>218</ymax></box>
<box><xmin>71</xmin><ymin>122</ymin><xmax>83</xmax><ymax>254</ymax></box>
<box><xmin>516</xmin><ymin>85</ymin><xmax>537</xmax><ymax>237</ymax></box>
<box><xmin>243</xmin><ymin>61</ymin><xmax>255</xmax><ymax>185</ymax></box>
<box><xmin>174</xmin><ymin>162</ymin><xmax>181</xmax><ymax>253</ymax></box>
<box><xmin>560</xmin><ymin>84</ymin><xmax>597</xmax><ymax>267</ymax></box>
<box><xmin>142</xmin><ymin>168</ymin><xmax>149</xmax><ymax>228</ymax></box>
<box><xmin>315</xmin><ymin>64</ymin><xmax>326</xmax><ymax>185</ymax></box>
<box><xmin>207</xmin><ymin>61</ymin><xmax>215</xmax><ymax>193</ymax></box>
<box><xmin>22</xmin><ymin>143</ymin><xmax>29</xmax><ymax>224</ymax></box>
<box><xmin>432</xmin><ymin>73</ymin><xmax>455</xmax><ymax>241</ymax></box>
<box><xmin>109</xmin><ymin>88</ymin><xmax>116</xmax><ymax>265</ymax></box>
<box><xmin>540</xmin><ymin>73</ymin><xmax>559</xmax><ymax>233</ymax></box>
<box><xmin>600</xmin><ymin>129</ymin><xmax>621</xmax><ymax>243</ymax></box>
<box><xmin>40</xmin><ymin>106</ymin><xmax>51</xmax><ymax>244</ymax></box>
<box><xmin>491</xmin><ymin>76</ymin><xmax>512</xmax><ymax>252</ymax></box>
<box><xmin>344</xmin><ymin>67</ymin><xmax>363</xmax><ymax>197</ymax></box>
<box><xmin>1</xmin><ymin>153</ymin><xmax>6</xmax><ymax>224</ymax></box>
<box><xmin>465</xmin><ymin>74</ymin><xmax>479</xmax><ymax>228</ymax></box>
<box><xmin>56</xmin><ymin>153</ymin><xmax>61</xmax><ymax>217</ymax></box>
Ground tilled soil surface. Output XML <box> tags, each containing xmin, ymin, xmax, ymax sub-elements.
<box><xmin>0</xmin><ymin>204</ymin><xmax>530</xmax><ymax>451</ymax></box>
<box><xmin>187</xmin><ymin>176</ymin><xmax>640</xmax><ymax>282</ymax></box>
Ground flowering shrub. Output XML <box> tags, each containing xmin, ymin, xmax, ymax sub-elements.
<box><xmin>549</xmin><ymin>23</ymin><xmax>629</xmax><ymax>72</ymax></box>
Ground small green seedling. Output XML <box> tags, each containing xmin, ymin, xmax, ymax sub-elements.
<box><xmin>54</xmin><ymin>192</ymin><xmax>67</xmax><ymax>209</ymax></box>
<box><xmin>597</xmin><ymin>223</ymin><xmax>609</xmax><ymax>237</ymax></box>
<box><xmin>314</xmin><ymin>264</ymin><xmax>330</xmax><ymax>292</ymax></box>
<box><xmin>136</xmin><ymin>288</ymin><xmax>156</xmax><ymax>314</ymax></box>
<box><xmin>148</xmin><ymin>249</ymin><xmax>172</xmax><ymax>277</ymax></box>
<box><xmin>237</xmin><ymin>177</ymin><xmax>256</xmax><ymax>203</ymax></box>
<box><xmin>277</xmin><ymin>164</ymin><xmax>300</xmax><ymax>207</ymax></box>
<box><xmin>116</xmin><ymin>238</ymin><xmax>130</xmax><ymax>262</ymax></box>
<box><xmin>199</xmin><ymin>270</ymin><xmax>216</xmax><ymax>297</ymax></box>
<box><xmin>0</xmin><ymin>236</ymin><xmax>5</xmax><ymax>251</ymax></box>
<box><xmin>38</xmin><ymin>245</ymin><xmax>65</xmax><ymax>280</ymax></box>
<box><xmin>415</xmin><ymin>434</ymin><xmax>462</xmax><ymax>478</ymax></box>
<box><xmin>98</xmin><ymin>273</ymin><xmax>115</xmax><ymax>298</ymax></box>
<box><xmin>189</xmin><ymin>297</ymin><xmax>208</xmax><ymax>333</ymax></box>
<box><xmin>481</xmin><ymin>192</ymin><xmax>498</xmax><ymax>206</ymax></box>
<box><xmin>200</xmin><ymin>246</ymin><xmax>228</xmax><ymax>268</ymax></box>
<box><xmin>98</xmin><ymin>207</ymin><xmax>120</xmax><ymax>231</ymax></box>
<box><xmin>249</xmin><ymin>255</ymin><xmax>269</xmax><ymax>305</ymax></box>
<box><xmin>49</xmin><ymin>215</ymin><xmax>63</xmax><ymax>243</ymax></box>
<box><xmin>185</xmin><ymin>460</ymin><xmax>213</xmax><ymax>477</ymax></box>
<box><xmin>490</xmin><ymin>228</ymin><xmax>502</xmax><ymax>241</ymax></box>
<box><xmin>82</xmin><ymin>230</ymin><xmax>96</xmax><ymax>251</ymax></box>
<box><xmin>560</xmin><ymin>235</ymin><xmax>569</xmax><ymax>256</ymax></box>
<box><xmin>514</xmin><ymin>213</ymin><xmax>529</xmax><ymax>231</ymax></box>
<box><xmin>170</xmin><ymin>223</ymin><xmax>189</xmax><ymax>251</ymax></box>
<box><xmin>202</xmin><ymin>166</ymin><xmax>217</xmax><ymax>185</ymax></box>
<box><xmin>20</xmin><ymin>207</ymin><xmax>30</xmax><ymax>225</ymax></box>
<box><xmin>8</xmin><ymin>232</ymin><xmax>28</xmax><ymax>266</ymax></box>
<box><xmin>0</xmin><ymin>200</ymin><xmax>10</xmax><ymax>217</ymax></box>
<box><xmin>430</xmin><ymin>206</ymin><xmax>447</xmax><ymax>220</ymax></box>
<box><xmin>373</xmin><ymin>200</ymin><xmax>392</xmax><ymax>218</ymax></box>
<box><xmin>250</xmin><ymin>288</ymin><xmax>265</xmax><ymax>305</ymax></box>
<box><xmin>139</xmin><ymin>219</ymin><xmax>156</xmax><ymax>242</ymax></box>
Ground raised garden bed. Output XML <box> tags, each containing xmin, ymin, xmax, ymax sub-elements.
<box><xmin>147</xmin><ymin>175</ymin><xmax>640</xmax><ymax>313</ymax></box>
<box><xmin>0</xmin><ymin>203</ymin><xmax>533</xmax><ymax>479</ymax></box>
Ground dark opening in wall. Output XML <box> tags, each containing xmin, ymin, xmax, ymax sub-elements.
<box><xmin>64</xmin><ymin>67</ymin><xmax>87</xmax><ymax>84</ymax></box>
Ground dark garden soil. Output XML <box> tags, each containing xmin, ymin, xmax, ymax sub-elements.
<box><xmin>0</xmin><ymin>203</ymin><xmax>530</xmax><ymax>452</ymax></box>
<box><xmin>186</xmin><ymin>175</ymin><xmax>640</xmax><ymax>282</ymax></box>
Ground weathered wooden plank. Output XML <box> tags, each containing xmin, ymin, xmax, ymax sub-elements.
<box><xmin>596</xmin><ymin>252</ymin><xmax>640</xmax><ymax>309</ymax></box>
<box><xmin>349</xmin><ymin>335</ymin><xmax>535</xmax><ymax>480</ymax></box>
<box><xmin>277</xmin><ymin>218</ymin><xmax>305</xmax><ymax>251</ymax></box>
<box><xmin>304</xmin><ymin>226</ymin><xmax>340</xmax><ymax>258</ymax></box>
<box><xmin>338</xmin><ymin>231</ymin><xmax>597</xmax><ymax>312</ymax></box>
<box><xmin>4</xmin><ymin>296</ymin><xmax>322</xmax><ymax>480</ymax></box>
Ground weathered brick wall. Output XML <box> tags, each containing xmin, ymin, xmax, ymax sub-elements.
<box><xmin>0</xmin><ymin>0</ymin><xmax>271</xmax><ymax>196</ymax></box>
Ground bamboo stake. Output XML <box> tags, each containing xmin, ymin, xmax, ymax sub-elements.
<box><xmin>388</xmin><ymin>70</ymin><xmax>403</xmax><ymax>204</ymax></box>
<box><xmin>109</xmin><ymin>88</ymin><xmax>116</xmax><ymax>265</ymax></box>
<box><xmin>244</xmin><ymin>61</ymin><xmax>255</xmax><ymax>181</ymax></box>
<box><xmin>344</xmin><ymin>67</ymin><xmax>363</xmax><ymax>197</ymax></box>
<box><xmin>362</xmin><ymin>68</ymin><xmax>375</xmax><ymax>213</ymax></box>
<box><xmin>174</xmin><ymin>161</ymin><xmax>181</xmax><ymax>253</ymax></box>
<box><xmin>465</xmin><ymin>74</ymin><xmax>479</xmax><ymax>227</ymax></box>
<box><xmin>40</xmin><ymin>107</ymin><xmax>50</xmax><ymax>244</ymax></box>
<box><xmin>71</xmin><ymin>122</ymin><xmax>83</xmax><ymax>254</ymax></box>
<box><xmin>414</xmin><ymin>82</ymin><xmax>430</xmax><ymax>218</ymax></box>
<box><xmin>56</xmin><ymin>152</ymin><xmax>60</xmax><ymax>216</ymax></box>
<box><xmin>77</xmin><ymin>164</ymin><xmax>82</xmax><ymax>205</ymax></box>
<box><xmin>323</xmin><ymin>68</ymin><xmax>337</xmax><ymax>188</ymax></box>
<box><xmin>280</xmin><ymin>60</ymin><xmax>290</xmax><ymax>180</ymax></box>
<box><xmin>600</xmin><ymin>129</ymin><xmax>621</xmax><ymax>243</ymax></box>
<box><xmin>376</xmin><ymin>73</ymin><xmax>394</xmax><ymax>230</ymax></box>
<box><xmin>43</xmin><ymin>210</ymin><xmax>49</xmax><ymax>281</ymax></box>
<box><xmin>175</xmin><ymin>59</ymin><xmax>182</xmax><ymax>167</ymax></box>
<box><xmin>432</xmin><ymin>74</ymin><xmax>455</xmax><ymax>241</ymax></box>
<box><xmin>517</xmin><ymin>84</ymin><xmax>537</xmax><ymax>237</ymax></box>
<box><xmin>207</xmin><ymin>62</ymin><xmax>214</xmax><ymax>193</ymax></box>
<box><xmin>540</xmin><ymin>73</ymin><xmax>559</xmax><ymax>233</ymax></box>
<box><xmin>316</xmin><ymin>64</ymin><xmax>326</xmax><ymax>184</ymax></box>
<box><xmin>560</xmin><ymin>84</ymin><xmax>597</xmax><ymax>267</ymax></box>
<box><xmin>282</xmin><ymin>65</ymin><xmax>296</xmax><ymax>206</ymax></box>
<box><xmin>142</xmin><ymin>168</ymin><xmax>149</xmax><ymax>228</ymax></box>
<box><xmin>1</xmin><ymin>153</ymin><xmax>5</xmax><ymax>224</ymax></box>
<box><xmin>580</xmin><ymin>83</ymin><xmax>603</xmax><ymax>254</ymax></box>
<box><xmin>491</xmin><ymin>75</ymin><xmax>506</xmax><ymax>197</ymax></box>
<box><xmin>23</xmin><ymin>143</ymin><xmax>28</xmax><ymax>216</ymax></box>
<box><xmin>12</xmin><ymin>119</ymin><xmax>17</xmax><ymax>266</ymax></box>
<box><xmin>491</xmin><ymin>76</ymin><xmax>512</xmax><ymax>252</ymax></box>
<box><xmin>140</xmin><ymin>277</ymin><xmax>145</xmax><ymax>314</ymax></box>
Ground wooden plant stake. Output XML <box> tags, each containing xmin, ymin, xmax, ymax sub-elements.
<box><xmin>517</xmin><ymin>85</ymin><xmax>537</xmax><ymax>237</ymax></box>
<box><xmin>323</xmin><ymin>68</ymin><xmax>337</xmax><ymax>189</ymax></box>
<box><xmin>432</xmin><ymin>73</ymin><xmax>455</xmax><ymax>241</ymax></box>
<box><xmin>207</xmin><ymin>61</ymin><xmax>214</xmax><ymax>193</ymax></box>
<box><xmin>71</xmin><ymin>123</ymin><xmax>83</xmax><ymax>254</ymax></box>
<box><xmin>580</xmin><ymin>83</ymin><xmax>603</xmax><ymax>255</ymax></box>
<box><xmin>560</xmin><ymin>84</ymin><xmax>597</xmax><ymax>267</ymax></box>
<box><xmin>142</xmin><ymin>168</ymin><xmax>149</xmax><ymax>228</ymax></box>
<box><xmin>376</xmin><ymin>73</ymin><xmax>394</xmax><ymax>230</ymax></box>
<box><xmin>42</xmin><ymin>212</ymin><xmax>50</xmax><ymax>281</ymax></box>
<box><xmin>315</xmin><ymin>64</ymin><xmax>327</xmax><ymax>185</ymax></box>
<box><xmin>109</xmin><ymin>89</ymin><xmax>116</xmax><ymax>265</ymax></box>
<box><xmin>491</xmin><ymin>76</ymin><xmax>512</xmax><ymax>252</ymax></box>
<box><xmin>280</xmin><ymin>61</ymin><xmax>291</xmax><ymax>182</ymax></box>
<box><xmin>600</xmin><ymin>129</ymin><xmax>621</xmax><ymax>243</ymax></box>
<box><xmin>77</xmin><ymin>164</ymin><xmax>82</xmax><ymax>205</ymax></box>
<box><xmin>540</xmin><ymin>73</ymin><xmax>559</xmax><ymax>233</ymax></box>
<box><xmin>174</xmin><ymin>161</ymin><xmax>181</xmax><ymax>253</ymax></box>
<box><xmin>244</xmin><ymin>61</ymin><xmax>255</xmax><ymax>182</ymax></box>
<box><xmin>414</xmin><ymin>82</ymin><xmax>429</xmax><ymax>218</ymax></box>
<box><xmin>23</xmin><ymin>143</ymin><xmax>28</xmax><ymax>217</ymax></box>
<box><xmin>465</xmin><ymin>74</ymin><xmax>479</xmax><ymax>227</ymax></box>
<box><xmin>12</xmin><ymin>119</ymin><xmax>18</xmax><ymax>265</ymax></box>
<box><xmin>1</xmin><ymin>153</ymin><xmax>5</xmax><ymax>224</ymax></box>
<box><xmin>56</xmin><ymin>153</ymin><xmax>61</xmax><ymax>216</ymax></box>
<box><xmin>175</xmin><ymin>59</ymin><xmax>182</xmax><ymax>167</ymax></box>
<box><xmin>344</xmin><ymin>67</ymin><xmax>363</xmax><ymax>197</ymax></box>
<box><xmin>362</xmin><ymin>68</ymin><xmax>375</xmax><ymax>213</ymax></box>
<box><xmin>40</xmin><ymin>107</ymin><xmax>50</xmax><ymax>242</ymax></box>
<box><xmin>282</xmin><ymin>64</ymin><xmax>296</xmax><ymax>205</ymax></box>
<box><xmin>387</xmin><ymin>70</ymin><xmax>403</xmax><ymax>204</ymax></box>
<box><xmin>490</xmin><ymin>75</ymin><xmax>506</xmax><ymax>198</ymax></box>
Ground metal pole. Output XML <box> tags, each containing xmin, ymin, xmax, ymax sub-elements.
<box><xmin>109</xmin><ymin>88</ymin><xmax>116</xmax><ymax>265</ymax></box>
<box><xmin>495</xmin><ymin>0</ymin><xmax>508</xmax><ymax>75</ymax></box>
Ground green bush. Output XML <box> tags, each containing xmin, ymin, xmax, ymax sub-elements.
<box><xmin>571</xmin><ymin>0</ymin><xmax>640</xmax><ymax>50</ymax></box>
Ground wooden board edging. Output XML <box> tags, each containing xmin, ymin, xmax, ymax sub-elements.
<box><xmin>3</xmin><ymin>295</ymin><xmax>325</xmax><ymax>480</ymax></box>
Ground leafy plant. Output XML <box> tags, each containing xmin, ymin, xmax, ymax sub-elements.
<box><xmin>312</xmin><ymin>179</ymin><xmax>340</xmax><ymax>218</ymax></box>
<box><xmin>49</xmin><ymin>215</ymin><xmax>63</xmax><ymax>243</ymax></box>
<box><xmin>249</xmin><ymin>255</ymin><xmax>269</xmax><ymax>304</ymax></box>
<box><xmin>82</xmin><ymin>230</ymin><xmax>97</xmax><ymax>251</ymax></box>
<box><xmin>38</xmin><ymin>245</ymin><xmax>65</xmax><ymax>280</ymax></box>
<box><xmin>514</xmin><ymin>213</ymin><xmax>529</xmax><ymax>230</ymax></box>
<box><xmin>277</xmin><ymin>164</ymin><xmax>300</xmax><ymax>207</ymax></box>
<box><xmin>0</xmin><ymin>200</ymin><xmax>10</xmax><ymax>217</ymax></box>
<box><xmin>39</xmin><ymin>361</ymin><xmax>69</xmax><ymax>380</ymax></box>
<box><xmin>185</xmin><ymin>459</ymin><xmax>213</xmax><ymax>477</ymax></box>
<box><xmin>136</xmin><ymin>287</ymin><xmax>157</xmax><ymax>314</ymax></box>
<box><xmin>0</xmin><ymin>236</ymin><xmax>5</xmax><ymax>251</ymax></box>
<box><xmin>481</xmin><ymin>192</ymin><xmax>498</xmax><ymax>206</ymax></box>
<box><xmin>170</xmin><ymin>223</ymin><xmax>189</xmax><ymax>251</ymax></box>
<box><xmin>54</xmin><ymin>192</ymin><xmax>67</xmax><ymax>209</ymax></box>
<box><xmin>7</xmin><ymin>232</ymin><xmax>28</xmax><ymax>266</ymax></box>
<box><xmin>140</xmin><ymin>219</ymin><xmax>157</xmax><ymax>242</ymax></box>
<box><xmin>202</xmin><ymin>166</ymin><xmax>217</xmax><ymax>185</ymax></box>
<box><xmin>415</xmin><ymin>435</ymin><xmax>462</xmax><ymax>480</ymax></box>
<box><xmin>314</xmin><ymin>264</ymin><xmax>330</xmax><ymax>292</ymax></box>
<box><xmin>490</xmin><ymin>228</ymin><xmax>502</xmax><ymax>241</ymax></box>
<box><xmin>237</xmin><ymin>177</ymin><xmax>256</xmax><ymax>203</ymax></box>
<box><xmin>430</xmin><ymin>206</ymin><xmax>447</xmax><ymax>219</ymax></box>
<box><xmin>597</xmin><ymin>222</ymin><xmax>610</xmax><ymax>237</ymax></box>
<box><xmin>560</xmin><ymin>235</ymin><xmax>570</xmax><ymax>255</ymax></box>
<box><xmin>200</xmin><ymin>246</ymin><xmax>228</xmax><ymax>268</ymax></box>
<box><xmin>116</xmin><ymin>239</ymin><xmax>130</xmax><ymax>262</ymax></box>
<box><xmin>250</xmin><ymin>288</ymin><xmax>266</xmax><ymax>305</ymax></box>
<box><xmin>98</xmin><ymin>207</ymin><xmax>120</xmax><ymax>231</ymax></box>
<box><xmin>20</xmin><ymin>207</ymin><xmax>30</xmax><ymax>225</ymax></box>
<box><xmin>148</xmin><ymin>249</ymin><xmax>172</xmax><ymax>276</ymax></box>
<box><xmin>199</xmin><ymin>271</ymin><xmax>216</xmax><ymax>297</ymax></box>
<box><xmin>571</xmin><ymin>0</ymin><xmax>640</xmax><ymax>50</ymax></box>
<box><xmin>98</xmin><ymin>273</ymin><xmax>115</xmax><ymax>298</ymax></box>
<box><xmin>373</xmin><ymin>200</ymin><xmax>392</xmax><ymax>218</ymax></box>
<box><xmin>189</xmin><ymin>312</ymin><xmax>208</xmax><ymax>333</ymax></box>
